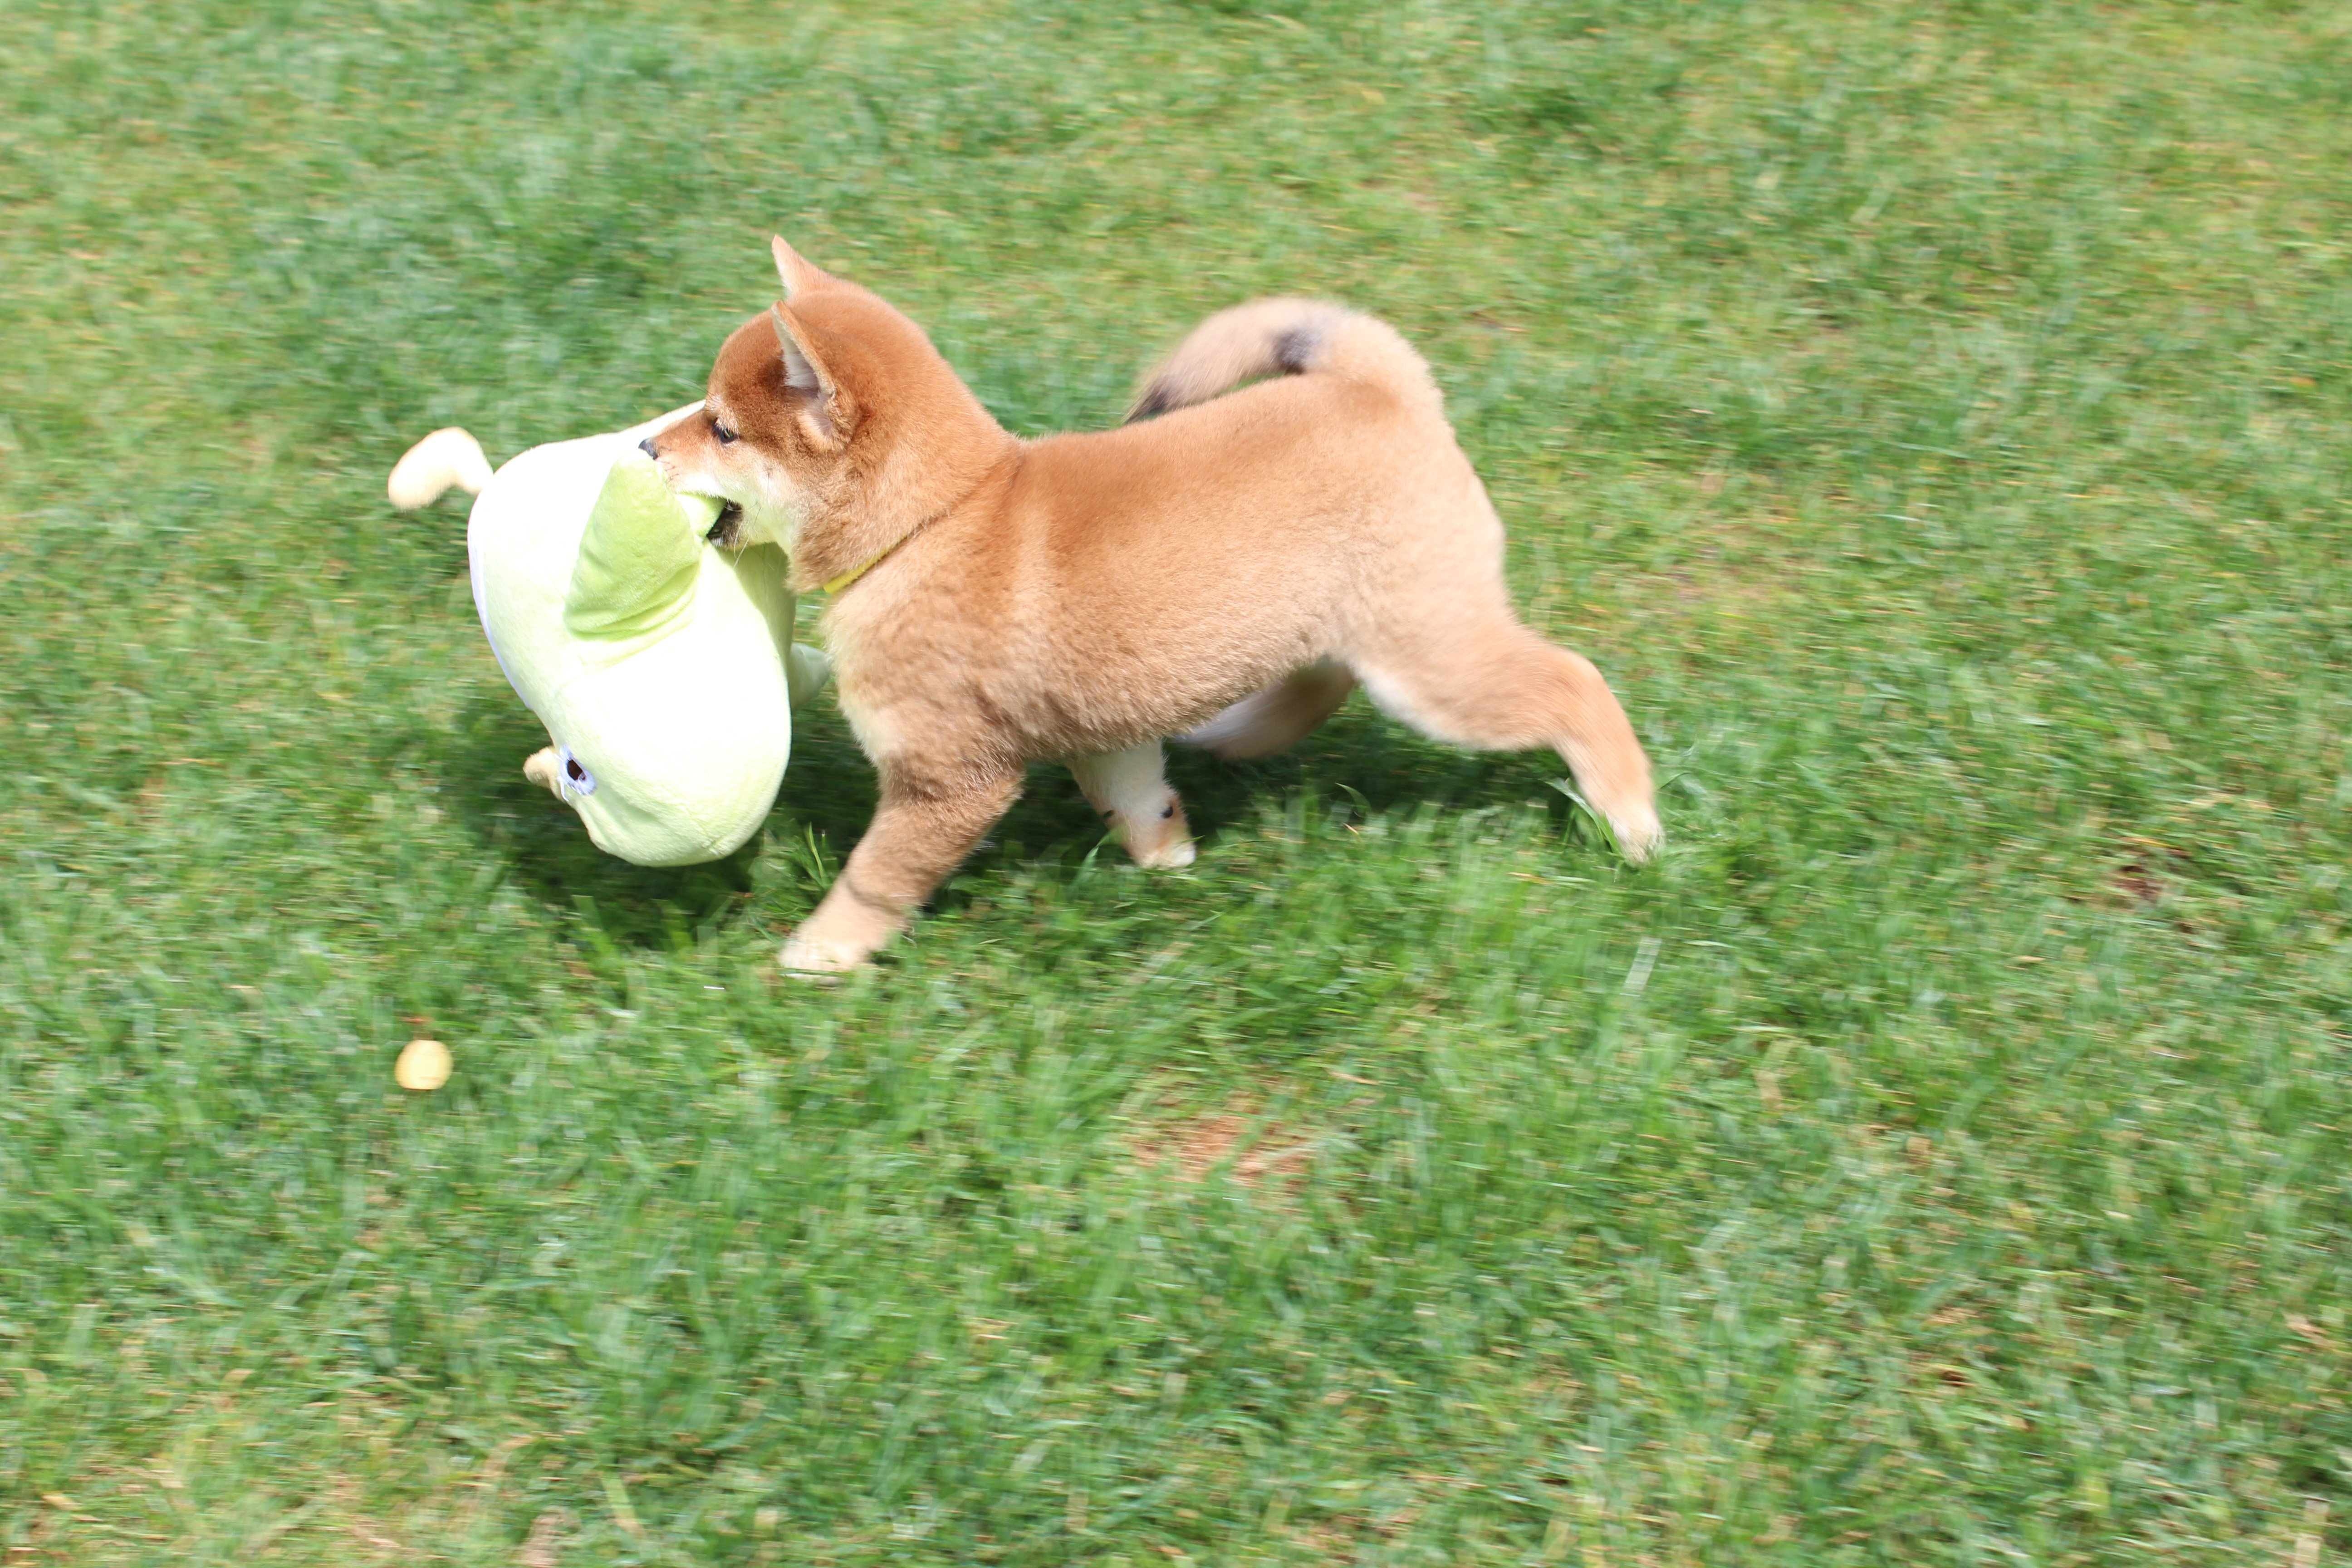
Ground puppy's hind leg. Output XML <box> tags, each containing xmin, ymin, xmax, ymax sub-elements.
<box><xmin>1357</xmin><ymin>628</ymin><xmax>1661</xmax><ymax>861</ymax></box>
<box><xmin>1180</xmin><ymin>660</ymin><xmax>1356</xmax><ymax>760</ymax></box>
<box><xmin>1068</xmin><ymin>740</ymin><xmax>1195</xmax><ymax>869</ymax></box>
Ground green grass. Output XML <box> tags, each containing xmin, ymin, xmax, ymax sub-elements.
<box><xmin>4</xmin><ymin>0</ymin><xmax>2350</xmax><ymax>1562</ymax></box>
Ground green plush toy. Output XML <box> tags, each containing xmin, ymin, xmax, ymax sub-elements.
<box><xmin>389</xmin><ymin>405</ymin><xmax>828</xmax><ymax>866</ymax></box>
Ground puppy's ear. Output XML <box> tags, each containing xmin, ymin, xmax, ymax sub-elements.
<box><xmin>771</xmin><ymin>236</ymin><xmax>832</xmax><ymax>300</ymax></box>
<box><xmin>770</xmin><ymin>304</ymin><xmax>856</xmax><ymax>450</ymax></box>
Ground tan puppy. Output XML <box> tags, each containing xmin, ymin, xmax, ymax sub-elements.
<box><xmin>647</xmin><ymin>239</ymin><xmax>1660</xmax><ymax>972</ymax></box>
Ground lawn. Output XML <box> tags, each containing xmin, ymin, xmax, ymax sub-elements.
<box><xmin>3</xmin><ymin>0</ymin><xmax>2349</xmax><ymax>1562</ymax></box>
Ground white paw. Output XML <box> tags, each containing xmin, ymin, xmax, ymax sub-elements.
<box><xmin>779</xmin><ymin>931</ymin><xmax>861</xmax><ymax>975</ymax></box>
<box><xmin>1133</xmin><ymin>837</ymin><xmax>1196</xmax><ymax>870</ymax></box>
<box><xmin>1611</xmin><ymin>804</ymin><xmax>1663</xmax><ymax>863</ymax></box>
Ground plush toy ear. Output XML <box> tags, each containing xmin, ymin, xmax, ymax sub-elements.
<box><xmin>564</xmin><ymin>451</ymin><xmax>711</xmax><ymax>647</ymax></box>
<box><xmin>771</xmin><ymin>304</ymin><xmax>857</xmax><ymax>450</ymax></box>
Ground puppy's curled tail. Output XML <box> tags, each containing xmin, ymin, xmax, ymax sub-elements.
<box><xmin>387</xmin><ymin>427</ymin><xmax>494</xmax><ymax>510</ymax></box>
<box><xmin>1127</xmin><ymin>297</ymin><xmax>1442</xmax><ymax>424</ymax></box>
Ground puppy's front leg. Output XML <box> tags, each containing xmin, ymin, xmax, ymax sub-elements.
<box><xmin>780</xmin><ymin>768</ymin><xmax>1021</xmax><ymax>973</ymax></box>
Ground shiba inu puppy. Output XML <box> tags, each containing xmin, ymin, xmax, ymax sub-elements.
<box><xmin>647</xmin><ymin>239</ymin><xmax>1660</xmax><ymax>972</ymax></box>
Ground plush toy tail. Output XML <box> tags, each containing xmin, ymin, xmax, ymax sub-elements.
<box><xmin>387</xmin><ymin>427</ymin><xmax>495</xmax><ymax>510</ymax></box>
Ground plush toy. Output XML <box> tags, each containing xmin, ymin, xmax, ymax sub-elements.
<box><xmin>389</xmin><ymin>405</ymin><xmax>828</xmax><ymax>866</ymax></box>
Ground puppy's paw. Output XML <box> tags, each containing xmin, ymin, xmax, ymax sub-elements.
<box><xmin>1607</xmin><ymin>801</ymin><xmax>1663</xmax><ymax>864</ymax></box>
<box><xmin>1559</xmin><ymin>779</ymin><xmax>1662</xmax><ymax>864</ymax></box>
<box><xmin>1131</xmin><ymin>834</ymin><xmax>1196</xmax><ymax>870</ymax></box>
<box><xmin>779</xmin><ymin>929</ymin><xmax>866</xmax><ymax>976</ymax></box>
<box><xmin>1123</xmin><ymin>799</ymin><xmax>1196</xmax><ymax>870</ymax></box>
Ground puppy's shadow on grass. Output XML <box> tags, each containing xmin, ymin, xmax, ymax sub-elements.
<box><xmin>941</xmin><ymin>694</ymin><xmax>1583</xmax><ymax>902</ymax></box>
<box><xmin>441</xmin><ymin>690</ymin><xmax>1582</xmax><ymax>948</ymax></box>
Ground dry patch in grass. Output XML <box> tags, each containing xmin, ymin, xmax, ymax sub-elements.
<box><xmin>1127</xmin><ymin>1096</ymin><xmax>1321</xmax><ymax>1194</ymax></box>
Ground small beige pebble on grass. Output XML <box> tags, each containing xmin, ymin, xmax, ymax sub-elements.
<box><xmin>395</xmin><ymin>1038</ymin><xmax>452</xmax><ymax>1092</ymax></box>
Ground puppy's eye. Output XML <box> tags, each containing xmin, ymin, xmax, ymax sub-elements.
<box><xmin>714</xmin><ymin>422</ymin><xmax>739</xmax><ymax>445</ymax></box>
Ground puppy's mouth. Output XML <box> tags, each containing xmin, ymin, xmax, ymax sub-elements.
<box><xmin>706</xmin><ymin>501</ymin><xmax>744</xmax><ymax>549</ymax></box>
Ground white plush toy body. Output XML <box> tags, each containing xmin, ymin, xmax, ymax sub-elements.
<box><xmin>390</xmin><ymin>407</ymin><xmax>827</xmax><ymax>866</ymax></box>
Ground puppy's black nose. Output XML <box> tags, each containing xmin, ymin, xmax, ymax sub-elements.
<box><xmin>638</xmin><ymin>436</ymin><xmax>658</xmax><ymax>457</ymax></box>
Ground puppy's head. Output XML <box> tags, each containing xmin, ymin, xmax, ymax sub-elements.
<box><xmin>643</xmin><ymin>240</ymin><xmax>856</xmax><ymax>555</ymax></box>
<box><xmin>647</xmin><ymin>238</ymin><xmax>1006</xmax><ymax>590</ymax></box>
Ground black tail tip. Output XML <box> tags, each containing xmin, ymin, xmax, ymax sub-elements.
<box><xmin>1126</xmin><ymin>383</ymin><xmax>1177</xmax><ymax>425</ymax></box>
<box><xmin>1272</xmin><ymin>325</ymin><xmax>1319</xmax><ymax>374</ymax></box>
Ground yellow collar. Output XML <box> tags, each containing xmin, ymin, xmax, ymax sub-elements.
<box><xmin>824</xmin><ymin>450</ymin><xmax>1016</xmax><ymax>594</ymax></box>
<box><xmin>821</xmin><ymin>530</ymin><xmax>911</xmax><ymax>596</ymax></box>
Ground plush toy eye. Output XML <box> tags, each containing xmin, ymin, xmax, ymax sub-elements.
<box><xmin>714</xmin><ymin>422</ymin><xmax>739</xmax><ymax>445</ymax></box>
<box><xmin>554</xmin><ymin>747</ymin><xmax>597</xmax><ymax>799</ymax></box>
